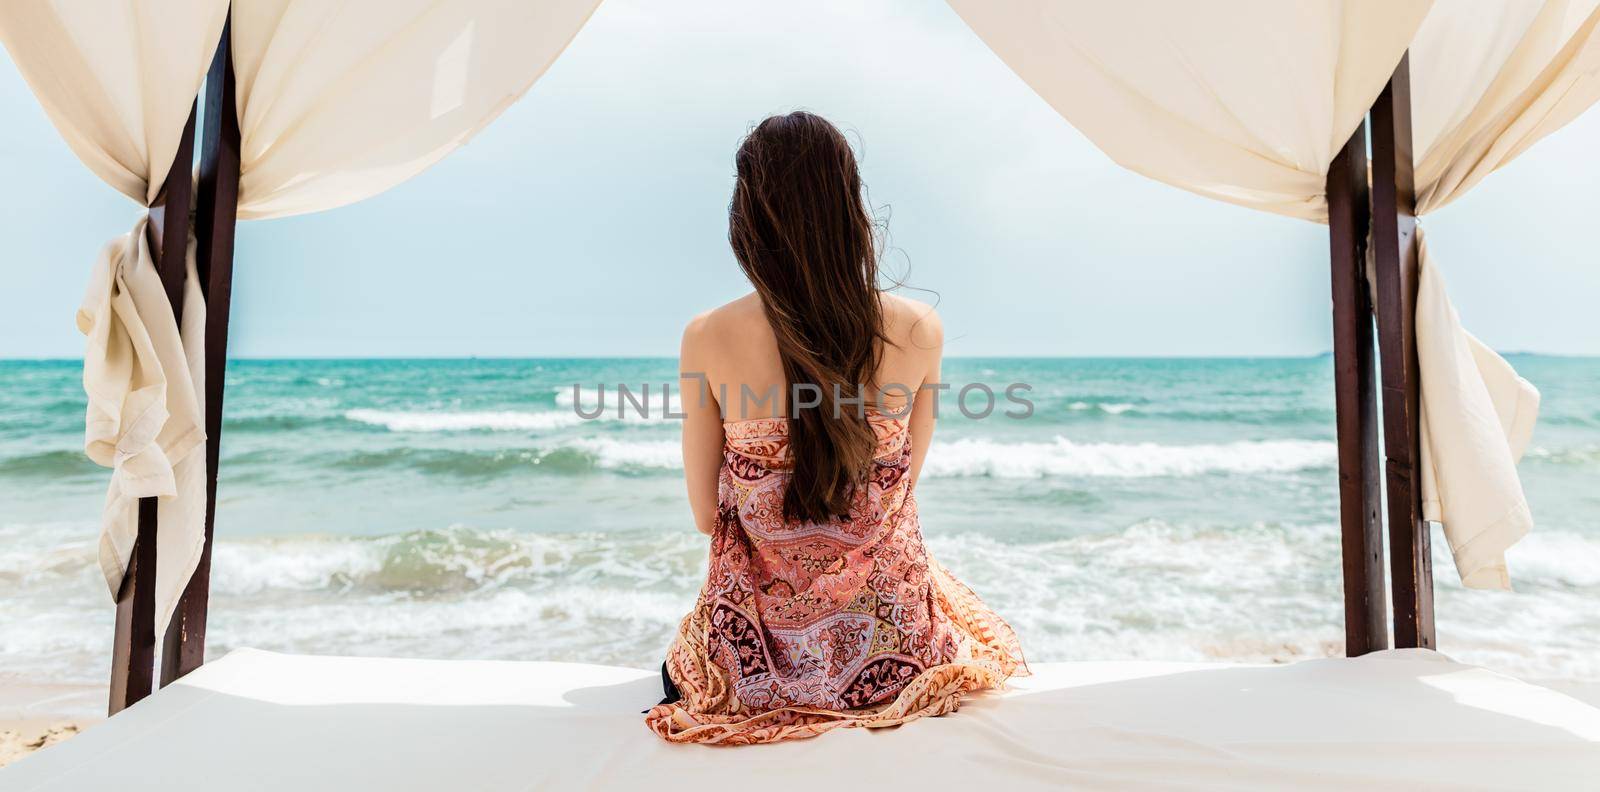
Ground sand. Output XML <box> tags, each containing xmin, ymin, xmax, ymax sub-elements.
<box><xmin>0</xmin><ymin>679</ymin><xmax>102</xmax><ymax>768</ymax></box>
<box><xmin>0</xmin><ymin>721</ymin><xmax>86</xmax><ymax>768</ymax></box>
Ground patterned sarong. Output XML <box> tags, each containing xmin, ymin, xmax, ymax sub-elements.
<box><xmin>646</xmin><ymin>415</ymin><xmax>1026</xmax><ymax>745</ymax></box>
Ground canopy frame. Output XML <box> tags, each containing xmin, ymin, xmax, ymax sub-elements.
<box><xmin>108</xmin><ymin>103</ymin><xmax>198</xmax><ymax>714</ymax></box>
<box><xmin>1329</xmin><ymin>54</ymin><xmax>1437</xmax><ymax>656</ymax></box>
<box><xmin>107</xmin><ymin>20</ymin><xmax>242</xmax><ymax>714</ymax></box>
<box><xmin>1326</xmin><ymin>117</ymin><xmax>1386</xmax><ymax>656</ymax></box>
<box><xmin>162</xmin><ymin>17</ymin><xmax>242</xmax><ymax>688</ymax></box>
<box><xmin>1369</xmin><ymin>54</ymin><xmax>1436</xmax><ymax>650</ymax></box>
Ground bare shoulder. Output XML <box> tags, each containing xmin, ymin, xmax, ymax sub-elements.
<box><xmin>881</xmin><ymin>292</ymin><xmax>943</xmax><ymax>351</ymax></box>
<box><xmin>680</xmin><ymin>308</ymin><xmax>715</xmax><ymax>352</ymax></box>
<box><xmin>682</xmin><ymin>292</ymin><xmax>766</xmax><ymax>354</ymax></box>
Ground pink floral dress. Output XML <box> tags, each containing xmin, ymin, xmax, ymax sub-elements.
<box><xmin>645</xmin><ymin>414</ymin><xmax>1025</xmax><ymax>745</ymax></box>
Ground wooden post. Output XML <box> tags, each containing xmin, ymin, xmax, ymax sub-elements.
<box><xmin>1326</xmin><ymin>121</ymin><xmax>1388</xmax><ymax>657</ymax></box>
<box><xmin>1369</xmin><ymin>53</ymin><xmax>1436</xmax><ymax>650</ymax></box>
<box><xmin>111</xmin><ymin>105</ymin><xmax>198</xmax><ymax>715</ymax></box>
<box><xmin>161</xmin><ymin>17</ymin><xmax>241</xmax><ymax>687</ymax></box>
<box><xmin>108</xmin><ymin>501</ymin><xmax>159</xmax><ymax>714</ymax></box>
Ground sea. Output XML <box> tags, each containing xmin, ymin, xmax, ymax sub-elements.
<box><xmin>3</xmin><ymin>356</ymin><xmax>1598</xmax><ymax>706</ymax></box>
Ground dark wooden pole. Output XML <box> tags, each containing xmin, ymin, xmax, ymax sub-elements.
<box><xmin>161</xmin><ymin>17</ymin><xmax>241</xmax><ymax>687</ymax></box>
<box><xmin>1326</xmin><ymin>121</ymin><xmax>1388</xmax><ymax>657</ymax></box>
<box><xmin>1369</xmin><ymin>53</ymin><xmax>1436</xmax><ymax>650</ymax></box>
<box><xmin>111</xmin><ymin>105</ymin><xmax>198</xmax><ymax>715</ymax></box>
<box><xmin>108</xmin><ymin>501</ymin><xmax>159</xmax><ymax>714</ymax></box>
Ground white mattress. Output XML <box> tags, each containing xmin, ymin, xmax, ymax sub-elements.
<box><xmin>4</xmin><ymin>648</ymin><xmax>1597</xmax><ymax>791</ymax></box>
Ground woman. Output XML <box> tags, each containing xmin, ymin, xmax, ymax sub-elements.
<box><xmin>646</xmin><ymin>112</ymin><xmax>1024</xmax><ymax>746</ymax></box>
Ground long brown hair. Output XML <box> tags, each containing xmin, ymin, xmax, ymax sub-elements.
<box><xmin>729</xmin><ymin>111</ymin><xmax>886</xmax><ymax>522</ymax></box>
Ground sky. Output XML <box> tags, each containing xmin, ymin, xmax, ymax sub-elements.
<box><xmin>1</xmin><ymin>0</ymin><xmax>1597</xmax><ymax>359</ymax></box>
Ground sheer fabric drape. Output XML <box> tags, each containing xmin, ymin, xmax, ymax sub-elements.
<box><xmin>949</xmin><ymin>0</ymin><xmax>1600</xmax><ymax>589</ymax></box>
<box><xmin>0</xmin><ymin>0</ymin><xmax>601</xmax><ymax>629</ymax></box>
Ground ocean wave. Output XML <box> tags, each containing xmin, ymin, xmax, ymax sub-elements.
<box><xmin>1525</xmin><ymin>445</ymin><xmax>1600</xmax><ymax>466</ymax></box>
<box><xmin>0</xmin><ymin>520</ymin><xmax>100</xmax><ymax>584</ymax></box>
<box><xmin>319</xmin><ymin>436</ymin><xmax>1333</xmax><ymax>480</ymax></box>
<box><xmin>1051</xmin><ymin>401</ymin><xmax>1334</xmax><ymax>424</ymax></box>
<box><xmin>1541</xmin><ymin>412</ymin><xmax>1600</xmax><ymax>427</ymax></box>
<box><xmin>37</xmin><ymin>398</ymin><xmax>85</xmax><ymax>416</ymax></box>
<box><xmin>8</xmin><ymin>520</ymin><xmax>1600</xmax><ymax>696</ymax></box>
<box><xmin>343</xmin><ymin>395</ymin><xmax>687</xmax><ymax>432</ymax></box>
<box><xmin>326</xmin><ymin>439</ymin><xmax>681</xmax><ymax>478</ymax></box>
<box><xmin>1067</xmin><ymin>401</ymin><xmax>1136</xmax><ymax>415</ymax></box>
<box><xmin>1503</xmin><ymin>531</ymin><xmax>1600</xmax><ymax>588</ymax></box>
<box><xmin>344</xmin><ymin>409</ymin><xmax>583</xmax><ymax>432</ymax></box>
<box><xmin>272</xmin><ymin>398</ymin><xmax>1339</xmax><ymax>436</ymax></box>
<box><xmin>333</xmin><ymin>447</ymin><xmax>601</xmax><ymax>477</ymax></box>
<box><xmin>219</xmin><ymin>521</ymin><xmax>1600</xmax><ymax>679</ymax></box>
<box><xmin>923</xmin><ymin>437</ymin><xmax>1335</xmax><ymax>478</ymax></box>
<box><xmin>226</xmin><ymin>413</ymin><xmax>338</xmax><ymax>432</ymax></box>
<box><xmin>206</xmin><ymin>526</ymin><xmax>707</xmax><ymax>597</ymax></box>
<box><xmin>1161</xmin><ymin>407</ymin><xmax>1334</xmax><ymax>425</ymax></box>
<box><xmin>0</xmin><ymin>450</ymin><xmax>102</xmax><ymax>478</ymax></box>
<box><xmin>567</xmin><ymin>437</ymin><xmax>682</xmax><ymax>470</ymax></box>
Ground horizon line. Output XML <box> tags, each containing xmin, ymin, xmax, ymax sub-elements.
<box><xmin>2</xmin><ymin>351</ymin><xmax>1594</xmax><ymax>363</ymax></box>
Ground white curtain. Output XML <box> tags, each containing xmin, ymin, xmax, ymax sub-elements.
<box><xmin>1412</xmin><ymin>0</ymin><xmax>1600</xmax><ymax>213</ymax></box>
<box><xmin>943</xmin><ymin>1</ymin><xmax>1434</xmax><ymax>222</ymax></box>
<box><xmin>1402</xmin><ymin>0</ymin><xmax>1600</xmax><ymax>588</ymax></box>
<box><xmin>229</xmin><ymin>0</ymin><xmax>601</xmax><ymax>220</ymax></box>
<box><xmin>0</xmin><ymin>0</ymin><xmax>228</xmax><ymax>205</ymax></box>
<box><xmin>949</xmin><ymin>0</ymin><xmax>1600</xmax><ymax>590</ymax></box>
<box><xmin>77</xmin><ymin>220</ymin><xmax>210</xmax><ymax>626</ymax></box>
<box><xmin>1</xmin><ymin>0</ymin><xmax>600</xmax><ymax>634</ymax></box>
<box><xmin>0</xmin><ymin>0</ymin><xmax>227</xmax><ymax>634</ymax></box>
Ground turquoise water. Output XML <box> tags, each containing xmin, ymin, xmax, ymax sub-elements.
<box><xmin>2</xmin><ymin>357</ymin><xmax>1598</xmax><ymax>696</ymax></box>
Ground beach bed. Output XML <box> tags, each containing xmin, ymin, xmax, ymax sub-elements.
<box><xmin>5</xmin><ymin>648</ymin><xmax>1597</xmax><ymax>790</ymax></box>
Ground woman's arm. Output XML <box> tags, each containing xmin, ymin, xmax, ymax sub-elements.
<box><xmin>680</xmin><ymin>314</ymin><xmax>724</xmax><ymax>536</ymax></box>
<box><xmin>906</xmin><ymin>309</ymin><xmax>943</xmax><ymax>490</ymax></box>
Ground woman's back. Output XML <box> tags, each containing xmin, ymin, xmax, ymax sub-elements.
<box><xmin>647</xmin><ymin>111</ymin><xmax>1023</xmax><ymax>746</ymax></box>
<box><xmin>653</xmin><ymin>302</ymin><xmax>1023</xmax><ymax>744</ymax></box>
<box><xmin>684</xmin><ymin>290</ymin><xmax>940</xmax><ymax>420</ymax></box>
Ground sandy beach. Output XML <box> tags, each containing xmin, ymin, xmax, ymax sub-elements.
<box><xmin>0</xmin><ymin>680</ymin><xmax>100</xmax><ymax>768</ymax></box>
<box><xmin>1</xmin><ymin>720</ymin><xmax>84</xmax><ymax>768</ymax></box>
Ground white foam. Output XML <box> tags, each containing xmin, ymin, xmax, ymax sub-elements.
<box><xmin>923</xmin><ymin>437</ymin><xmax>1335</xmax><ymax>478</ymax></box>
<box><xmin>1502</xmin><ymin>531</ymin><xmax>1600</xmax><ymax>587</ymax></box>
<box><xmin>1068</xmin><ymin>401</ymin><xmax>1136</xmax><ymax>414</ymax></box>
<box><xmin>1524</xmin><ymin>445</ymin><xmax>1600</xmax><ymax>465</ymax></box>
<box><xmin>341</xmin><ymin>389</ymin><xmax>687</xmax><ymax>434</ymax></box>
<box><xmin>207</xmin><ymin>527</ymin><xmax>706</xmax><ymax>596</ymax></box>
<box><xmin>8</xmin><ymin>523</ymin><xmax>1600</xmax><ymax>696</ymax></box>
<box><xmin>924</xmin><ymin>524</ymin><xmax>1346</xmax><ymax>663</ymax></box>
<box><xmin>483</xmin><ymin>435</ymin><xmax>1336</xmax><ymax>479</ymax></box>
<box><xmin>213</xmin><ymin>538</ymin><xmax>385</xmax><ymax>595</ymax></box>
<box><xmin>345</xmin><ymin>409</ymin><xmax>581</xmax><ymax>432</ymax></box>
<box><xmin>0</xmin><ymin>521</ymin><xmax>99</xmax><ymax>582</ymax></box>
<box><xmin>566</xmin><ymin>438</ymin><xmax>682</xmax><ymax>470</ymax></box>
